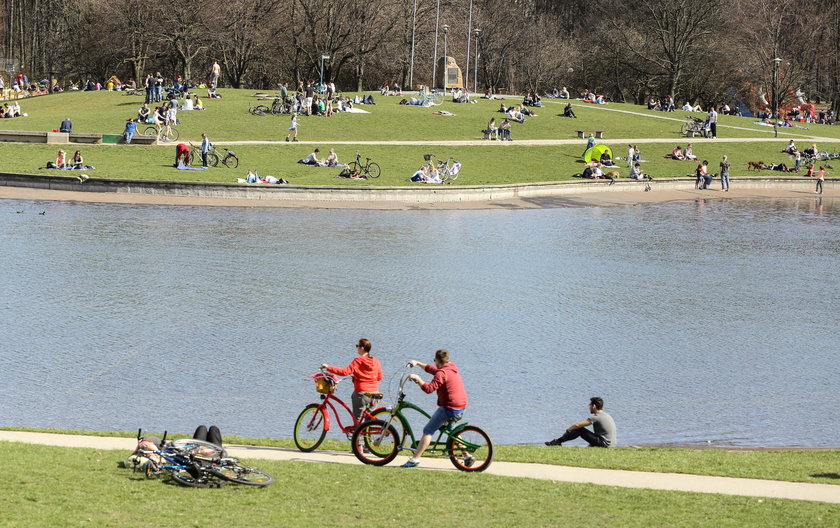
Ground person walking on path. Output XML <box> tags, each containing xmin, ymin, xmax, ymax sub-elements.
<box><xmin>209</xmin><ymin>61</ymin><xmax>221</xmax><ymax>88</ymax></box>
<box><xmin>401</xmin><ymin>349</ymin><xmax>468</xmax><ymax>468</ymax></box>
<box><xmin>545</xmin><ymin>397</ymin><xmax>616</xmax><ymax>447</ymax></box>
<box><xmin>816</xmin><ymin>166</ymin><xmax>826</xmax><ymax>194</ymax></box>
<box><xmin>320</xmin><ymin>338</ymin><xmax>383</xmax><ymax>420</ymax></box>
<box><xmin>720</xmin><ymin>154</ymin><xmax>730</xmax><ymax>191</ymax></box>
<box><xmin>582</xmin><ymin>133</ymin><xmax>595</xmax><ymax>156</ymax></box>
<box><xmin>286</xmin><ymin>114</ymin><xmax>298</xmax><ymax>142</ymax></box>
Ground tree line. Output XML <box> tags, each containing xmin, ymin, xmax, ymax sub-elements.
<box><xmin>1</xmin><ymin>0</ymin><xmax>837</xmax><ymax>114</ymax></box>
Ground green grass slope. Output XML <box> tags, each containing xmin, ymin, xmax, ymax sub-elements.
<box><xmin>1</xmin><ymin>89</ymin><xmax>838</xmax><ymax>185</ymax></box>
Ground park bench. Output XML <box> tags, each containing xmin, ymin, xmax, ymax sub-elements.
<box><xmin>0</xmin><ymin>130</ymin><xmax>49</xmax><ymax>143</ymax></box>
<box><xmin>481</xmin><ymin>128</ymin><xmax>499</xmax><ymax>140</ymax></box>
<box><xmin>123</xmin><ymin>134</ymin><xmax>157</xmax><ymax>145</ymax></box>
<box><xmin>69</xmin><ymin>132</ymin><xmax>103</xmax><ymax>144</ymax></box>
<box><xmin>576</xmin><ymin>129</ymin><xmax>605</xmax><ymax>139</ymax></box>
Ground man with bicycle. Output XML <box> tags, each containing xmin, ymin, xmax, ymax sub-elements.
<box><xmin>402</xmin><ymin>349</ymin><xmax>468</xmax><ymax>468</ymax></box>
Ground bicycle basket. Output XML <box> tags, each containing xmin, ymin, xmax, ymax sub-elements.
<box><xmin>315</xmin><ymin>377</ymin><xmax>335</xmax><ymax>394</ymax></box>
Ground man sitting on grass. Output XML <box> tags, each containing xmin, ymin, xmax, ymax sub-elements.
<box><xmin>546</xmin><ymin>397</ymin><xmax>616</xmax><ymax>447</ymax></box>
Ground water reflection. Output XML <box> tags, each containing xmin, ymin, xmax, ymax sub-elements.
<box><xmin>1</xmin><ymin>197</ymin><xmax>838</xmax><ymax>447</ymax></box>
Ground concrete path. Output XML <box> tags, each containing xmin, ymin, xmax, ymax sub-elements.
<box><xmin>2</xmin><ymin>431</ymin><xmax>838</xmax><ymax>504</ymax></box>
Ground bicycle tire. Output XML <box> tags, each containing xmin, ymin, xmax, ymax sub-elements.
<box><xmin>680</xmin><ymin>123</ymin><xmax>692</xmax><ymax>136</ymax></box>
<box><xmin>163</xmin><ymin>128</ymin><xmax>179</xmax><ymax>142</ymax></box>
<box><xmin>447</xmin><ymin>425</ymin><xmax>493</xmax><ymax>472</ymax></box>
<box><xmin>366</xmin><ymin>162</ymin><xmax>381</xmax><ymax>179</ymax></box>
<box><xmin>170</xmin><ymin>438</ymin><xmax>227</xmax><ymax>458</ymax></box>
<box><xmin>142</xmin><ymin>126</ymin><xmax>158</xmax><ymax>137</ymax></box>
<box><xmin>270</xmin><ymin>101</ymin><xmax>284</xmax><ymax>115</ymax></box>
<box><xmin>370</xmin><ymin>409</ymin><xmax>406</xmax><ymax>444</ymax></box>
<box><xmin>223</xmin><ymin>154</ymin><xmax>239</xmax><ymax>168</ymax></box>
<box><xmin>207</xmin><ymin>152</ymin><xmax>220</xmax><ymax>167</ymax></box>
<box><xmin>293</xmin><ymin>404</ymin><xmax>327</xmax><ymax>452</ymax></box>
<box><xmin>351</xmin><ymin>419</ymin><xmax>399</xmax><ymax>466</ymax></box>
<box><xmin>253</xmin><ymin>105</ymin><xmax>269</xmax><ymax>116</ymax></box>
<box><xmin>169</xmin><ymin>467</ymin><xmax>226</xmax><ymax>488</ymax></box>
<box><xmin>211</xmin><ymin>462</ymin><xmax>274</xmax><ymax>486</ymax></box>
<box><xmin>347</xmin><ymin>161</ymin><xmax>362</xmax><ymax>178</ymax></box>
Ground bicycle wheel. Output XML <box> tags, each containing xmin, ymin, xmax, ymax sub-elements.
<box><xmin>351</xmin><ymin>419</ymin><xmax>399</xmax><ymax>466</ymax></box>
<box><xmin>212</xmin><ymin>462</ymin><xmax>274</xmax><ymax>486</ymax></box>
<box><xmin>142</xmin><ymin>126</ymin><xmax>158</xmax><ymax>137</ymax></box>
<box><xmin>188</xmin><ymin>151</ymin><xmax>199</xmax><ymax>166</ymax></box>
<box><xmin>370</xmin><ymin>409</ymin><xmax>406</xmax><ymax>445</ymax></box>
<box><xmin>171</xmin><ymin>438</ymin><xmax>227</xmax><ymax>458</ymax></box>
<box><xmin>253</xmin><ymin>105</ymin><xmax>269</xmax><ymax>116</ymax></box>
<box><xmin>293</xmin><ymin>404</ymin><xmax>327</xmax><ymax>452</ymax></box>
<box><xmin>207</xmin><ymin>152</ymin><xmax>220</xmax><ymax>167</ymax></box>
<box><xmin>680</xmin><ymin>122</ymin><xmax>692</xmax><ymax>136</ymax></box>
<box><xmin>347</xmin><ymin>161</ymin><xmax>362</xmax><ymax>177</ymax></box>
<box><xmin>169</xmin><ymin>467</ymin><xmax>226</xmax><ymax>488</ymax></box>
<box><xmin>447</xmin><ymin>425</ymin><xmax>493</xmax><ymax>472</ymax></box>
<box><xmin>223</xmin><ymin>154</ymin><xmax>239</xmax><ymax>169</ymax></box>
<box><xmin>365</xmin><ymin>162</ymin><xmax>381</xmax><ymax>179</ymax></box>
<box><xmin>163</xmin><ymin>128</ymin><xmax>179</xmax><ymax>142</ymax></box>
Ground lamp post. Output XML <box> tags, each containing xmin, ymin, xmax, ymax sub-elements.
<box><xmin>465</xmin><ymin>0</ymin><xmax>473</xmax><ymax>92</ymax></box>
<box><xmin>409</xmin><ymin>0</ymin><xmax>418</xmax><ymax>89</ymax></box>
<box><xmin>442</xmin><ymin>24</ymin><xmax>449</xmax><ymax>88</ymax></box>
<box><xmin>473</xmin><ymin>28</ymin><xmax>480</xmax><ymax>94</ymax></box>
<box><xmin>432</xmin><ymin>0</ymin><xmax>441</xmax><ymax>89</ymax></box>
<box><xmin>771</xmin><ymin>57</ymin><xmax>782</xmax><ymax>138</ymax></box>
<box><xmin>320</xmin><ymin>55</ymin><xmax>330</xmax><ymax>87</ymax></box>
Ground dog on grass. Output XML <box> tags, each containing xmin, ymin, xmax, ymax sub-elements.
<box><xmin>747</xmin><ymin>161</ymin><xmax>765</xmax><ymax>171</ymax></box>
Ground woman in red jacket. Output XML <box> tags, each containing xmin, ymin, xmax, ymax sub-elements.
<box><xmin>321</xmin><ymin>338</ymin><xmax>383</xmax><ymax>420</ymax></box>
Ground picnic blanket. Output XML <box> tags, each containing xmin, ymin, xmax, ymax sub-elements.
<box><xmin>177</xmin><ymin>161</ymin><xmax>206</xmax><ymax>170</ymax></box>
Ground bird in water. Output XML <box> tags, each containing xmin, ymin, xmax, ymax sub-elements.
<box><xmin>16</xmin><ymin>210</ymin><xmax>24</xmax><ymax>214</ymax></box>
<box><xmin>38</xmin><ymin>211</ymin><xmax>46</xmax><ymax>215</ymax></box>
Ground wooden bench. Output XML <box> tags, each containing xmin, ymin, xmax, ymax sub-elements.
<box><xmin>69</xmin><ymin>132</ymin><xmax>103</xmax><ymax>144</ymax></box>
<box><xmin>576</xmin><ymin>129</ymin><xmax>605</xmax><ymax>139</ymax></box>
<box><xmin>0</xmin><ymin>130</ymin><xmax>49</xmax><ymax>143</ymax></box>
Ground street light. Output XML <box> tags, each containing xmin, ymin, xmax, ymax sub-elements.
<box><xmin>409</xmin><ymin>0</ymin><xmax>418</xmax><ymax>89</ymax></box>
<box><xmin>473</xmin><ymin>28</ymin><xmax>481</xmax><ymax>94</ymax></box>
<box><xmin>771</xmin><ymin>57</ymin><xmax>782</xmax><ymax>137</ymax></box>
<box><xmin>442</xmin><ymin>24</ymin><xmax>449</xmax><ymax>89</ymax></box>
<box><xmin>320</xmin><ymin>55</ymin><xmax>330</xmax><ymax>87</ymax></box>
<box><xmin>432</xmin><ymin>0</ymin><xmax>441</xmax><ymax>89</ymax></box>
<box><xmin>465</xmin><ymin>0</ymin><xmax>473</xmax><ymax>92</ymax></box>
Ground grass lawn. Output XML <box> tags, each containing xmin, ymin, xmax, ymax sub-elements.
<box><xmin>6</xmin><ymin>427</ymin><xmax>839</xmax><ymax>485</ymax></box>
<box><xmin>1</xmin><ymin>442</ymin><xmax>838</xmax><ymax>527</ymax></box>
<box><xmin>2</xmin><ymin>90</ymin><xmax>838</xmax><ymax>185</ymax></box>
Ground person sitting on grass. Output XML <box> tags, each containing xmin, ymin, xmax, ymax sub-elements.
<box><xmin>59</xmin><ymin>117</ymin><xmax>72</xmax><ymax>133</ymax></box>
<box><xmin>599</xmin><ymin>151</ymin><xmax>614</xmax><ymax>167</ymax></box>
<box><xmin>325</xmin><ymin>149</ymin><xmax>340</xmax><ymax>167</ymax></box>
<box><xmin>300</xmin><ymin>148</ymin><xmax>323</xmax><ymax>166</ymax></box>
<box><xmin>55</xmin><ymin>149</ymin><xmax>67</xmax><ymax>169</ymax></box>
<box><xmin>71</xmin><ymin>150</ymin><xmax>84</xmax><ymax>169</ymax></box>
<box><xmin>683</xmin><ymin>143</ymin><xmax>698</xmax><ymax>161</ymax></box>
<box><xmin>562</xmin><ymin>102</ymin><xmax>577</xmax><ymax>118</ymax></box>
<box><xmin>670</xmin><ymin>145</ymin><xmax>685</xmax><ymax>160</ymax></box>
<box><xmin>545</xmin><ymin>397</ymin><xmax>616</xmax><ymax>447</ymax></box>
<box><xmin>138</xmin><ymin>103</ymin><xmax>151</xmax><ymax>123</ymax></box>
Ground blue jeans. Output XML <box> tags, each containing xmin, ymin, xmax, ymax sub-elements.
<box><xmin>125</xmin><ymin>131</ymin><xmax>134</xmax><ymax>144</ymax></box>
<box><xmin>423</xmin><ymin>406</ymin><xmax>464</xmax><ymax>436</ymax></box>
<box><xmin>500</xmin><ymin>129</ymin><xmax>511</xmax><ymax>140</ymax></box>
<box><xmin>720</xmin><ymin>171</ymin><xmax>729</xmax><ymax>190</ymax></box>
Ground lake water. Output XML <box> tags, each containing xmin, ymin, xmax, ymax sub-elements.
<box><xmin>1</xmin><ymin>196</ymin><xmax>838</xmax><ymax>447</ymax></box>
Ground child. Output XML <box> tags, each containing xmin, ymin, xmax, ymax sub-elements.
<box><xmin>286</xmin><ymin>114</ymin><xmax>298</xmax><ymax>142</ymax></box>
<box><xmin>321</xmin><ymin>338</ymin><xmax>383</xmax><ymax>420</ymax></box>
<box><xmin>816</xmin><ymin>166</ymin><xmax>825</xmax><ymax>194</ymax></box>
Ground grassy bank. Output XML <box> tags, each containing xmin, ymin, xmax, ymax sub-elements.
<box><xmin>5</xmin><ymin>427</ymin><xmax>839</xmax><ymax>485</ymax></box>
<box><xmin>1</xmin><ymin>89</ymin><xmax>838</xmax><ymax>186</ymax></box>
<box><xmin>1</xmin><ymin>442</ymin><xmax>838</xmax><ymax>527</ymax></box>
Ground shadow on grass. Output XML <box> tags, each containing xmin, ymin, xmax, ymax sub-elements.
<box><xmin>811</xmin><ymin>472</ymin><xmax>840</xmax><ymax>479</ymax></box>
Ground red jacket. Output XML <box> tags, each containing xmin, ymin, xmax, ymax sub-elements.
<box><xmin>422</xmin><ymin>362</ymin><xmax>468</xmax><ymax>409</ymax></box>
<box><xmin>326</xmin><ymin>356</ymin><xmax>383</xmax><ymax>393</ymax></box>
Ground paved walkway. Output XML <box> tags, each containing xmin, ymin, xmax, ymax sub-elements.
<box><xmin>2</xmin><ymin>431</ymin><xmax>838</xmax><ymax>503</ymax></box>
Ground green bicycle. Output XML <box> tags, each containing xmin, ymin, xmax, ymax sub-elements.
<box><xmin>350</xmin><ymin>366</ymin><xmax>493</xmax><ymax>472</ymax></box>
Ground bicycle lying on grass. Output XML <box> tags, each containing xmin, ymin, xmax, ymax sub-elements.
<box><xmin>134</xmin><ymin>429</ymin><xmax>273</xmax><ymax>487</ymax></box>
<box><xmin>350</xmin><ymin>367</ymin><xmax>494</xmax><ymax>472</ymax></box>
<box><xmin>293</xmin><ymin>368</ymin><xmax>390</xmax><ymax>452</ymax></box>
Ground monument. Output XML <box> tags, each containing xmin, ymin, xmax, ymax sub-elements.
<box><xmin>437</xmin><ymin>56</ymin><xmax>463</xmax><ymax>89</ymax></box>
